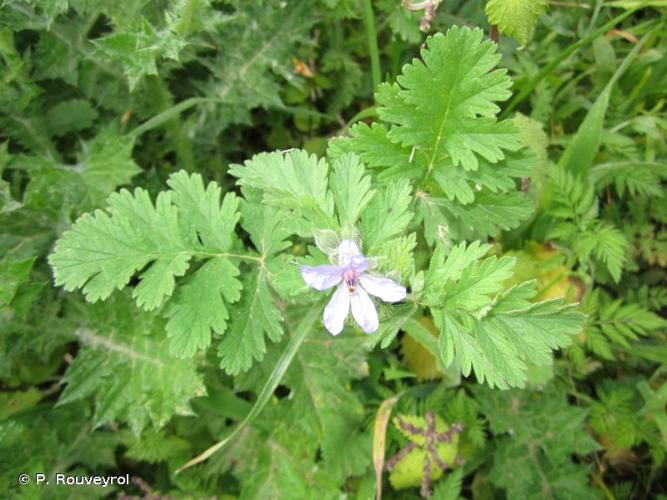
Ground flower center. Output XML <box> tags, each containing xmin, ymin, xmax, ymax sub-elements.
<box><xmin>342</xmin><ymin>268</ymin><xmax>359</xmax><ymax>293</ymax></box>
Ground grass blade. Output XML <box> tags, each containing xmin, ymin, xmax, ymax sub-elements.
<box><xmin>373</xmin><ymin>394</ymin><xmax>402</xmax><ymax>500</ymax></box>
<box><xmin>501</xmin><ymin>3</ymin><xmax>648</xmax><ymax>118</ymax></box>
<box><xmin>176</xmin><ymin>307</ymin><xmax>320</xmax><ymax>473</ymax></box>
<box><xmin>559</xmin><ymin>30</ymin><xmax>649</xmax><ymax>174</ymax></box>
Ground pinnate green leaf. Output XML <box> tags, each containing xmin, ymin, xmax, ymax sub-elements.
<box><xmin>49</xmin><ymin>170</ymin><xmax>243</xmax><ymax>357</ymax></box>
<box><xmin>50</xmin><ymin>187</ymin><xmax>189</xmax><ymax>305</ymax></box>
<box><xmin>229</xmin><ymin>150</ymin><xmax>336</xmax><ymax>234</ymax></box>
<box><xmin>339</xmin><ymin>27</ymin><xmax>532</xmax><ymax>242</ymax></box>
<box><xmin>378</xmin><ymin>27</ymin><xmax>521</xmax><ymax>172</ymax></box>
<box><xmin>583</xmin><ymin>289</ymin><xmax>667</xmax><ymax>353</ymax></box>
<box><xmin>218</xmin><ymin>269</ymin><xmax>282</xmax><ymax>374</ymax></box>
<box><xmin>360</xmin><ymin>179</ymin><xmax>413</xmax><ymax>253</ymax></box>
<box><xmin>217</xmin><ymin>200</ymin><xmax>292</xmax><ymax>373</ymax></box>
<box><xmin>167</xmin><ymin>170</ymin><xmax>240</xmax><ymax>252</ymax></box>
<box><xmin>425</xmin><ymin>242</ymin><xmax>585</xmax><ymax>388</ymax></box>
<box><xmin>166</xmin><ymin>257</ymin><xmax>241</xmax><ymax>357</ymax></box>
<box><xmin>578</xmin><ymin>223</ymin><xmax>628</xmax><ymax>283</ymax></box>
<box><xmin>591</xmin><ymin>161</ymin><xmax>667</xmax><ymax>198</ymax></box>
<box><xmin>330</xmin><ymin>153</ymin><xmax>375</xmax><ymax>228</ymax></box>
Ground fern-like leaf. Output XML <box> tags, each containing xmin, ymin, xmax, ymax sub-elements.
<box><xmin>217</xmin><ymin>201</ymin><xmax>291</xmax><ymax>374</ymax></box>
<box><xmin>425</xmin><ymin>242</ymin><xmax>585</xmax><ymax>389</ymax></box>
<box><xmin>378</xmin><ymin>27</ymin><xmax>520</xmax><ymax>171</ymax></box>
<box><xmin>229</xmin><ymin>150</ymin><xmax>336</xmax><ymax>234</ymax></box>
<box><xmin>582</xmin><ymin>289</ymin><xmax>667</xmax><ymax>354</ymax></box>
<box><xmin>49</xmin><ymin>171</ymin><xmax>242</xmax><ymax>358</ymax></box>
<box><xmin>331</xmin><ymin>27</ymin><xmax>533</xmax><ymax>242</ymax></box>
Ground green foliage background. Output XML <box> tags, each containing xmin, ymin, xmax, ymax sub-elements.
<box><xmin>1</xmin><ymin>0</ymin><xmax>666</xmax><ymax>498</ymax></box>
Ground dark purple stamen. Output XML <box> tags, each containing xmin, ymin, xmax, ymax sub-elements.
<box><xmin>342</xmin><ymin>268</ymin><xmax>359</xmax><ymax>292</ymax></box>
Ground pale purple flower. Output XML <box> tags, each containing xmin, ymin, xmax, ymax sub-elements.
<box><xmin>300</xmin><ymin>240</ymin><xmax>407</xmax><ymax>335</ymax></box>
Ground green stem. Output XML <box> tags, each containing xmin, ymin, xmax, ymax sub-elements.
<box><xmin>340</xmin><ymin>106</ymin><xmax>378</xmax><ymax>133</ymax></box>
<box><xmin>144</xmin><ymin>76</ymin><xmax>196</xmax><ymax>171</ymax></box>
<box><xmin>592</xmin><ymin>471</ymin><xmax>616</xmax><ymax>500</ymax></box>
<box><xmin>128</xmin><ymin>97</ymin><xmax>215</xmax><ymax>139</ymax></box>
<box><xmin>175</xmin><ymin>307</ymin><xmax>320</xmax><ymax>473</ymax></box>
<box><xmin>587</xmin><ymin>0</ymin><xmax>605</xmax><ymax>34</ymax></box>
<box><xmin>130</xmin><ymin>98</ymin><xmax>334</xmax><ymax>141</ymax></box>
<box><xmin>568</xmin><ymin>389</ymin><xmax>595</xmax><ymax>404</ymax></box>
<box><xmin>548</xmin><ymin>1</ymin><xmax>591</xmax><ymax>8</ymax></box>
<box><xmin>500</xmin><ymin>4</ymin><xmax>645</xmax><ymax>118</ymax></box>
<box><xmin>362</xmin><ymin>0</ymin><xmax>382</xmax><ymax>93</ymax></box>
<box><xmin>199</xmin><ymin>251</ymin><xmax>264</xmax><ymax>263</ymax></box>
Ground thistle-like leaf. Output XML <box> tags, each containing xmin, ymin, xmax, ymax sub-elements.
<box><xmin>58</xmin><ymin>295</ymin><xmax>205</xmax><ymax>434</ymax></box>
<box><xmin>475</xmin><ymin>385</ymin><xmax>601</xmax><ymax>499</ymax></box>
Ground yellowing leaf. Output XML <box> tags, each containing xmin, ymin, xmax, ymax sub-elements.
<box><xmin>401</xmin><ymin>317</ymin><xmax>442</xmax><ymax>381</ymax></box>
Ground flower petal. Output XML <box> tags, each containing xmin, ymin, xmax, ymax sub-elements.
<box><xmin>359</xmin><ymin>275</ymin><xmax>407</xmax><ymax>303</ymax></box>
<box><xmin>300</xmin><ymin>265</ymin><xmax>342</xmax><ymax>291</ymax></box>
<box><xmin>350</xmin><ymin>287</ymin><xmax>379</xmax><ymax>333</ymax></box>
<box><xmin>337</xmin><ymin>239</ymin><xmax>368</xmax><ymax>271</ymax></box>
<box><xmin>323</xmin><ymin>284</ymin><xmax>350</xmax><ymax>335</ymax></box>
